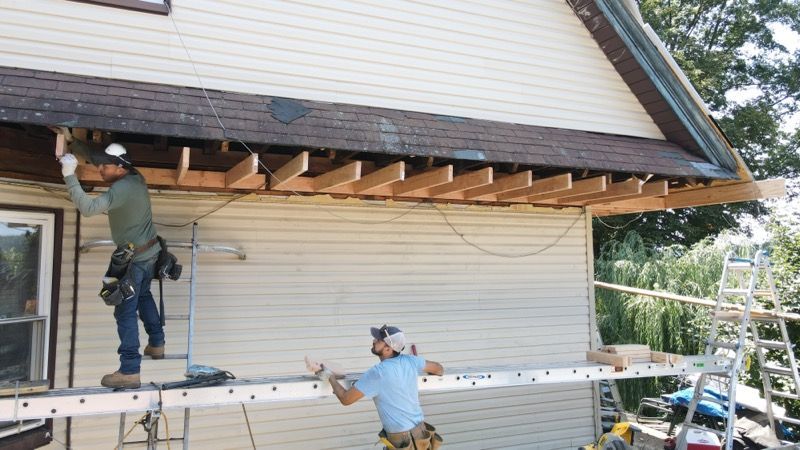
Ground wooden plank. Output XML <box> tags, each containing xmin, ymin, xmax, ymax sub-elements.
<box><xmin>557</xmin><ymin>177</ymin><xmax>640</xmax><ymax>204</ymax></box>
<box><xmin>664</xmin><ymin>179</ymin><xmax>785</xmax><ymax>209</ymax></box>
<box><xmin>220</xmin><ymin>141</ymin><xmax>229</xmax><ymax>153</ymax></box>
<box><xmin>226</xmin><ymin>154</ymin><xmax>260</xmax><ymax>188</ymax></box>
<box><xmin>78</xmin><ymin>165</ymin><xmax>228</xmax><ymax>188</ymax></box>
<box><xmin>393</xmin><ymin>166</ymin><xmax>453</xmax><ymax>196</ymax></box>
<box><xmin>270</xmin><ymin>151</ymin><xmax>309</xmax><ymax>190</ymax></box>
<box><xmin>651</xmin><ymin>352</ymin><xmax>684</xmax><ymax>364</ymax></box>
<box><xmin>496</xmin><ymin>173</ymin><xmax>572</xmax><ymax>201</ymax></box>
<box><xmin>175</xmin><ymin>146</ymin><xmax>190</xmax><ymax>185</ymax></box>
<box><xmin>463</xmin><ymin>171</ymin><xmax>532</xmax><ymax>201</ymax></box>
<box><xmin>529</xmin><ymin>176</ymin><xmax>606</xmax><ymax>203</ymax></box>
<box><xmin>430</xmin><ymin>167</ymin><xmax>493</xmax><ymax>198</ymax></box>
<box><xmin>602</xmin><ymin>344</ymin><xmax>650</xmax><ymax>354</ymax></box>
<box><xmin>593</xmin><ymin>179</ymin><xmax>785</xmax><ymax>216</ymax></box>
<box><xmin>586</xmin><ymin>350</ymin><xmax>630</xmax><ymax>368</ymax></box>
<box><xmin>55</xmin><ymin>133</ymin><xmax>66</xmax><ymax>158</ymax></box>
<box><xmin>353</xmin><ymin>162</ymin><xmax>405</xmax><ymax>194</ymax></box>
<box><xmin>314</xmin><ymin>161</ymin><xmax>362</xmax><ymax>192</ymax></box>
<box><xmin>580</xmin><ymin>180</ymin><xmax>667</xmax><ymax>206</ymax></box>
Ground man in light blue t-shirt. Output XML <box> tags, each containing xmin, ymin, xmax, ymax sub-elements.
<box><xmin>321</xmin><ymin>325</ymin><xmax>444</xmax><ymax>449</ymax></box>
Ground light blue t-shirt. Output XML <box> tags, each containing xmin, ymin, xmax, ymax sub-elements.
<box><xmin>354</xmin><ymin>354</ymin><xmax>426</xmax><ymax>433</ymax></box>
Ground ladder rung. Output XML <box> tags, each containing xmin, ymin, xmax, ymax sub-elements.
<box><xmin>143</xmin><ymin>354</ymin><xmax>188</xmax><ymax>360</ymax></box>
<box><xmin>775</xmin><ymin>415</ymin><xmax>800</xmax><ymax>426</ymax></box>
<box><xmin>755</xmin><ymin>340</ymin><xmax>790</xmax><ymax>350</ymax></box>
<box><xmin>164</xmin><ymin>314</ymin><xmax>190</xmax><ymax>320</ymax></box>
<box><xmin>711</xmin><ymin>311</ymin><xmax>744</xmax><ymax>321</ymax></box>
<box><xmin>721</xmin><ymin>289</ymin><xmax>773</xmax><ymax>296</ymax></box>
<box><xmin>708</xmin><ymin>340</ymin><xmax>739</xmax><ymax>350</ymax></box>
<box><xmin>769</xmin><ymin>391</ymin><xmax>800</xmax><ymax>400</ymax></box>
<box><xmin>763</xmin><ymin>364</ymin><xmax>797</xmax><ymax>377</ymax></box>
<box><xmin>697</xmin><ymin>395</ymin><xmax>727</xmax><ymax>407</ymax></box>
<box><xmin>726</xmin><ymin>262</ymin><xmax>753</xmax><ymax>270</ymax></box>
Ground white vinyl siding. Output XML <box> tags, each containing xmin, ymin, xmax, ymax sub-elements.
<box><xmin>0</xmin><ymin>181</ymin><xmax>593</xmax><ymax>448</ymax></box>
<box><xmin>0</xmin><ymin>0</ymin><xmax>664</xmax><ymax>139</ymax></box>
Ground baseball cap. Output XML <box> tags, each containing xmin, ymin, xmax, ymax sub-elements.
<box><xmin>370</xmin><ymin>324</ymin><xmax>406</xmax><ymax>353</ymax></box>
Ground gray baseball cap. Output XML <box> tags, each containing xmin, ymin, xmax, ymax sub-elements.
<box><xmin>370</xmin><ymin>324</ymin><xmax>406</xmax><ymax>353</ymax></box>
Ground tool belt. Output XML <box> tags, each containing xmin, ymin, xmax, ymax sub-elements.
<box><xmin>378</xmin><ymin>422</ymin><xmax>443</xmax><ymax>450</ymax></box>
<box><xmin>98</xmin><ymin>237</ymin><xmax>161</xmax><ymax>307</ymax></box>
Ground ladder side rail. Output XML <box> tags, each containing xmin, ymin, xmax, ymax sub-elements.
<box><xmin>721</xmin><ymin>251</ymin><xmax>764</xmax><ymax>449</ymax></box>
<box><xmin>682</xmin><ymin>253</ymin><xmax>737</xmax><ymax>433</ymax></box>
<box><xmin>764</xmin><ymin>262</ymin><xmax>800</xmax><ymax>392</ymax></box>
<box><xmin>751</xmin><ymin>320</ymin><xmax>778</xmax><ymax>433</ymax></box>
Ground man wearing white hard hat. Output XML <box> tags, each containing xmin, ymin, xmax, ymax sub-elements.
<box><xmin>318</xmin><ymin>325</ymin><xmax>444</xmax><ymax>449</ymax></box>
<box><xmin>57</xmin><ymin>128</ymin><xmax>164</xmax><ymax>389</ymax></box>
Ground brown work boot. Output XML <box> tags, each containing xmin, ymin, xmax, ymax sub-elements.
<box><xmin>144</xmin><ymin>345</ymin><xmax>165</xmax><ymax>360</ymax></box>
<box><xmin>101</xmin><ymin>371</ymin><xmax>140</xmax><ymax>389</ymax></box>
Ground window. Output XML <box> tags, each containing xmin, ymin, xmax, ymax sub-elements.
<box><xmin>0</xmin><ymin>210</ymin><xmax>57</xmax><ymax>440</ymax></box>
<box><xmin>67</xmin><ymin>0</ymin><xmax>170</xmax><ymax>15</ymax></box>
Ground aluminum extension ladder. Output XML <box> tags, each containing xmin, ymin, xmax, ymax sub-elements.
<box><xmin>82</xmin><ymin>223</ymin><xmax>245</xmax><ymax>449</ymax></box>
<box><xmin>676</xmin><ymin>250</ymin><xmax>800</xmax><ymax>450</ymax></box>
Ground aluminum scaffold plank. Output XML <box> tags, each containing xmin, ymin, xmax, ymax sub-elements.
<box><xmin>1</xmin><ymin>355</ymin><xmax>731</xmax><ymax>421</ymax></box>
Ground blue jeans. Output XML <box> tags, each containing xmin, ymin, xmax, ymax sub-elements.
<box><xmin>112</xmin><ymin>257</ymin><xmax>164</xmax><ymax>374</ymax></box>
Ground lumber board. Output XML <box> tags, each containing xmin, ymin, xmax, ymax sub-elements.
<box><xmin>463</xmin><ymin>171</ymin><xmax>532</xmax><ymax>201</ymax></box>
<box><xmin>353</xmin><ymin>162</ymin><xmax>405</xmax><ymax>194</ymax></box>
<box><xmin>602</xmin><ymin>344</ymin><xmax>650</xmax><ymax>353</ymax></box>
<box><xmin>393</xmin><ymin>166</ymin><xmax>453</xmax><ymax>196</ymax></box>
<box><xmin>270</xmin><ymin>151</ymin><xmax>309</xmax><ymax>190</ymax></box>
<box><xmin>592</xmin><ymin>179</ymin><xmax>785</xmax><ymax>216</ymax></box>
<box><xmin>557</xmin><ymin>177</ymin><xmax>641</xmax><ymax>203</ymax></box>
<box><xmin>314</xmin><ymin>161</ymin><xmax>362</xmax><ymax>192</ymax></box>
<box><xmin>580</xmin><ymin>180</ymin><xmax>667</xmax><ymax>206</ymax></box>
<box><xmin>55</xmin><ymin>134</ymin><xmax>66</xmax><ymax>158</ymax></box>
<box><xmin>529</xmin><ymin>176</ymin><xmax>606</xmax><ymax>203</ymax></box>
<box><xmin>225</xmin><ymin>154</ymin><xmax>259</xmax><ymax>188</ymax></box>
<box><xmin>175</xmin><ymin>146</ymin><xmax>189</xmax><ymax>185</ymax></box>
<box><xmin>496</xmin><ymin>173</ymin><xmax>572</xmax><ymax>201</ymax></box>
<box><xmin>586</xmin><ymin>350</ymin><xmax>631</xmax><ymax>368</ymax></box>
<box><xmin>650</xmin><ymin>352</ymin><xmax>684</xmax><ymax>364</ymax></box>
<box><xmin>429</xmin><ymin>167</ymin><xmax>493</xmax><ymax>198</ymax></box>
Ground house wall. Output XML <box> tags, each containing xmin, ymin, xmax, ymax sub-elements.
<box><xmin>0</xmin><ymin>0</ymin><xmax>663</xmax><ymax>140</ymax></box>
<box><xmin>0</xmin><ymin>180</ymin><xmax>595</xmax><ymax>449</ymax></box>
<box><xmin>0</xmin><ymin>182</ymin><xmax>77</xmax><ymax>446</ymax></box>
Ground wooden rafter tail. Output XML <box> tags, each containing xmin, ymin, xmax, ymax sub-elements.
<box><xmin>314</xmin><ymin>161</ymin><xmax>362</xmax><ymax>192</ymax></box>
<box><xmin>270</xmin><ymin>151</ymin><xmax>309</xmax><ymax>190</ymax></box>
<box><xmin>430</xmin><ymin>167</ymin><xmax>493</xmax><ymax>199</ymax></box>
<box><xmin>579</xmin><ymin>180</ymin><xmax>667</xmax><ymax>206</ymax></box>
<box><xmin>353</xmin><ymin>162</ymin><xmax>405</xmax><ymax>194</ymax></box>
<box><xmin>463</xmin><ymin>170</ymin><xmax>532</xmax><ymax>201</ymax></box>
<box><xmin>591</xmin><ymin>179</ymin><xmax>785</xmax><ymax>216</ymax></box>
<box><xmin>226</xmin><ymin>153</ymin><xmax>260</xmax><ymax>188</ymax></box>
<box><xmin>393</xmin><ymin>165</ymin><xmax>453</xmax><ymax>197</ymax></box>
<box><xmin>55</xmin><ymin>133</ymin><xmax>66</xmax><ymax>157</ymax></box>
<box><xmin>175</xmin><ymin>146</ymin><xmax>190</xmax><ymax>185</ymax></box>
<box><xmin>528</xmin><ymin>176</ymin><xmax>606</xmax><ymax>203</ymax></box>
<box><xmin>496</xmin><ymin>173</ymin><xmax>572</xmax><ymax>202</ymax></box>
<box><xmin>555</xmin><ymin>177</ymin><xmax>640</xmax><ymax>204</ymax></box>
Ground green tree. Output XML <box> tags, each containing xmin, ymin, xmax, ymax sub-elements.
<box><xmin>595</xmin><ymin>0</ymin><xmax>800</xmax><ymax>248</ymax></box>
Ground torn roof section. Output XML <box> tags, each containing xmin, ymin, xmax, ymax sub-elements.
<box><xmin>569</xmin><ymin>0</ymin><xmax>744</xmax><ymax>177</ymax></box>
<box><xmin>0</xmin><ymin>66</ymin><xmax>736</xmax><ymax>180</ymax></box>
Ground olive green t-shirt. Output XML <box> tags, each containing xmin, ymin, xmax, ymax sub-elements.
<box><xmin>64</xmin><ymin>144</ymin><xmax>160</xmax><ymax>262</ymax></box>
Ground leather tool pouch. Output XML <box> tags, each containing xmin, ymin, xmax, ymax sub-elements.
<box><xmin>99</xmin><ymin>247</ymin><xmax>136</xmax><ymax>306</ymax></box>
<box><xmin>155</xmin><ymin>236</ymin><xmax>182</xmax><ymax>281</ymax></box>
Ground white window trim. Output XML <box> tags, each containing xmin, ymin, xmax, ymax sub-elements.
<box><xmin>0</xmin><ymin>210</ymin><xmax>55</xmax><ymax>439</ymax></box>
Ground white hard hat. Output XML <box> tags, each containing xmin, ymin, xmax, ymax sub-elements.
<box><xmin>100</xmin><ymin>143</ymin><xmax>133</xmax><ymax>167</ymax></box>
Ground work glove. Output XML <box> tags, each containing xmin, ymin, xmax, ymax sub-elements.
<box><xmin>59</xmin><ymin>153</ymin><xmax>78</xmax><ymax>177</ymax></box>
<box><xmin>316</xmin><ymin>366</ymin><xmax>334</xmax><ymax>383</ymax></box>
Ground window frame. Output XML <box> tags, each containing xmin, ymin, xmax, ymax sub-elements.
<box><xmin>67</xmin><ymin>0</ymin><xmax>170</xmax><ymax>15</ymax></box>
<box><xmin>0</xmin><ymin>205</ymin><xmax>63</xmax><ymax>447</ymax></box>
